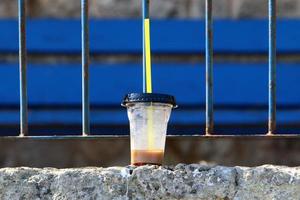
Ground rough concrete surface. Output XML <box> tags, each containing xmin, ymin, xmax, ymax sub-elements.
<box><xmin>0</xmin><ymin>164</ymin><xmax>299</xmax><ymax>200</ymax></box>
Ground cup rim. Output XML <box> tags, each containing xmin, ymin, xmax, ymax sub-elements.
<box><xmin>121</xmin><ymin>93</ymin><xmax>177</xmax><ymax>108</ymax></box>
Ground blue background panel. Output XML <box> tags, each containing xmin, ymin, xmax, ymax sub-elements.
<box><xmin>0</xmin><ymin>19</ymin><xmax>300</xmax><ymax>54</ymax></box>
<box><xmin>0</xmin><ymin>62</ymin><xmax>299</xmax><ymax>135</ymax></box>
<box><xmin>0</xmin><ymin>62</ymin><xmax>299</xmax><ymax>105</ymax></box>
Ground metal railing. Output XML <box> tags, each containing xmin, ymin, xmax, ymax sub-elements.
<box><xmin>18</xmin><ymin>0</ymin><xmax>90</xmax><ymax>137</ymax></box>
<box><xmin>205</xmin><ymin>0</ymin><xmax>278</xmax><ymax>136</ymax></box>
<box><xmin>12</xmin><ymin>0</ymin><xmax>299</xmax><ymax>138</ymax></box>
<box><xmin>17</xmin><ymin>0</ymin><xmax>92</xmax><ymax>137</ymax></box>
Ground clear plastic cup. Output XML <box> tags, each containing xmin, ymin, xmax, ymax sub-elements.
<box><xmin>122</xmin><ymin>93</ymin><xmax>176</xmax><ymax>166</ymax></box>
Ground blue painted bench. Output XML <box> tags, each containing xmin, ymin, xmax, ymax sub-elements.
<box><xmin>0</xmin><ymin>19</ymin><xmax>300</xmax><ymax>135</ymax></box>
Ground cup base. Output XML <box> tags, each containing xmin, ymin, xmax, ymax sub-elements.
<box><xmin>131</xmin><ymin>149</ymin><xmax>164</xmax><ymax>166</ymax></box>
<box><xmin>131</xmin><ymin>162</ymin><xmax>162</xmax><ymax>166</ymax></box>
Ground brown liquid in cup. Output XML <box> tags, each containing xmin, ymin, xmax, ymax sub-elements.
<box><xmin>131</xmin><ymin>150</ymin><xmax>164</xmax><ymax>166</ymax></box>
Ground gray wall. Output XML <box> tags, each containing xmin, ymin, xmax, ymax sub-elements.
<box><xmin>0</xmin><ymin>0</ymin><xmax>300</xmax><ymax>18</ymax></box>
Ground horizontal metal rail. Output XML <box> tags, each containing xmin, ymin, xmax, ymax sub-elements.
<box><xmin>2</xmin><ymin>134</ymin><xmax>300</xmax><ymax>141</ymax></box>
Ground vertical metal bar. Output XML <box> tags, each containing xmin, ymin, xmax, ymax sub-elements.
<box><xmin>18</xmin><ymin>0</ymin><xmax>28</xmax><ymax>136</ymax></box>
<box><xmin>81</xmin><ymin>0</ymin><xmax>90</xmax><ymax>136</ymax></box>
<box><xmin>142</xmin><ymin>0</ymin><xmax>150</xmax><ymax>93</ymax></box>
<box><xmin>268</xmin><ymin>0</ymin><xmax>277</xmax><ymax>135</ymax></box>
<box><xmin>205</xmin><ymin>0</ymin><xmax>214</xmax><ymax>135</ymax></box>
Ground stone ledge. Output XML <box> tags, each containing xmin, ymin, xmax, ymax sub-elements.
<box><xmin>0</xmin><ymin>164</ymin><xmax>299</xmax><ymax>200</ymax></box>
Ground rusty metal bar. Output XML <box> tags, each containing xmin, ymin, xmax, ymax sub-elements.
<box><xmin>18</xmin><ymin>0</ymin><xmax>28</xmax><ymax>136</ymax></box>
<box><xmin>2</xmin><ymin>134</ymin><xmax>300</xmax><ymax>141</ymax></box>
<box><xmin>81</xmin><ymin>0</ymin><xmax>90</xmax><ymax>136</ymax></box>
<box><xmin>205</xmin><ymin>0</ymin><xmax>214</xmax><ymax>135</ymax></box>
<box><xmin>268</xmin><ymin>0</ymin><xmax>277</xmax><ymax>135</ymax></box>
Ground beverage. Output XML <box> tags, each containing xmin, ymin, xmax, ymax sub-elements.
<box><xmin>131</xmin><ymin>149</ymin><xmax>164</xmax><ymax>166</ymax></box>
<box><xmin>122</xmin><ymin>93</ymin><xmax>177</xmax><ymax>166</ymax></box>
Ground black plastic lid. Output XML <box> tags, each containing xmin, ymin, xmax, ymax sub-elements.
<box><xmin>122</xmin><ymin>93</ymin><xmax>177</xmax><ymax>108</ymax></box>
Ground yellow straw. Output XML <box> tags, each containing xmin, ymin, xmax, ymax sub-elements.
<box><xmin>144</xmin><ymin>18</ymin><xmax>154</xmax><ymax>149</ymax></box>
<box><xmin>145</xmin><ymin>18</ymin><xmax>152</xmax><ymax>93</ymax></box>
<box><xmin>147</xmin><ymin>106</ymin><xmax>154</xmax><ymax>149</ymax></box>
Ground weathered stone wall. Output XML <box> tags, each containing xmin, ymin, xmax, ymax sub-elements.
<box><xmin>0</xmin><ymin>0</ymin><xmax>300</xmax><ymax>18</ymax></box>
<box><xmin>0</xmin><ymin>164</ymin><xmax>299</xmax><ymax>199</ymax></box>
<box><xmin>1</xmin><ymin>138</ymin><xmax>300</xmax><ymax>168</ymax></box>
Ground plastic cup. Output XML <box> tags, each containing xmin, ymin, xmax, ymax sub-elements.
<box><xmin>122</xmin><ymin>93</ymin><xmax>177</xmax><ymax>166</ymax></box>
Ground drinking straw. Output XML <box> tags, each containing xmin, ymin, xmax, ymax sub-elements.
<box><xmin>143</xmin><ymin>0</ymin><xmax>152</xmax><ymax>94</ymax></box>
<box><xmin>142</xmin><ymin>0</ymin><xmax>154</xmax><ymax>149</ymax></box>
